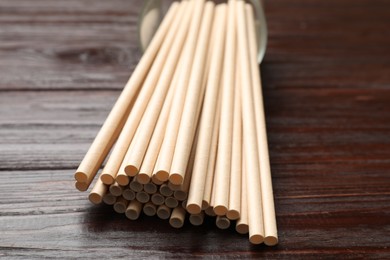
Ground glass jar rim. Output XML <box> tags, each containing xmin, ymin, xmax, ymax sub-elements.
<box><xmin>138</xmin><ymin>0</ymin><xmax>267</xmax><ymax>64</ymax></box>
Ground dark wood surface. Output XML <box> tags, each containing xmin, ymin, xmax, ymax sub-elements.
<box><xmin>1</xmin><ymin>0</ymin><xmax>390</xmax><ymax>258</ymax></box>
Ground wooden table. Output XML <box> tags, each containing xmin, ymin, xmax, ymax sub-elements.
<box><xmin>1</xmin><ymin>0</ymin><xmax>390</xmax><ymax>258</ymax></box>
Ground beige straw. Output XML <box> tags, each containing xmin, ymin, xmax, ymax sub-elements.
<box><xmin>148</xmin><ymin>175</ymin><xmax>162</xmax><ymax>185</ymax></box>
<box><xmin>113</xmin><ymin>196</ymin><xmax>129</xmax><ymax>214</ymax></box>
<box><xmin>227</xmin><ymin>51</ymin><xmax>242</xmax><ymax>221</ymax></box>
<box><xmin>236</xmin><ymin>150</ymin><xmax>248</xmax><ymax>234</ymax></box>
<box><xmin>173</xmin><ymin>114</ymin><xmax>201</xmax><ymax>202</ymax></box>
<box><xmin>122</xmin><ymin>188</ymin><xmax>136</xmax><ymax>201</ymax></box>
<box><xmin>189</xmin><ymin>212</ymin><xmax>205</xmax><ymax>226</ymax></box>
<box><xmin>156</xmin><ymin>205</ymin><xmax>171</xmax><ymax>220</ymax></box>
<box><xmin>246</xmin><ymin>3</ymin><xmax>278</xmax><ymax>246</ymax></box>
<box><xmin>125</xmin><ymin>200</ymin><xmax>143</xmax><ymax>220</ymax></box>
<box><xmin>124</xmin><ymin>1</ymin><xmax>194</xmax><ymax>178</ymax></box>
<box><xmin>170</xmin><ymin>2</ymin><xmax>215</xmax><ymax>185</ymax></box>
<box><xmin>236</xmin><ymin>0</ymin><xmax>264</xmax><ymax>245</ymax></box>
<box><xmin>216</xmin><ymin>216</ymin><xmax>231</xmax><ymax>230</ymax></box>
<box><xmin>187</xmin><ymin>4</ymin><xmax>227</xmax><ymax>214</ymax></box>
<box><xmin>159</xmin><ymin>183</ymin><xmax>173</xmax><ymax>197</ymax></box>
<box><xmin>169</xmin><ymin>206</ymin><xmax>186</xmax><ymax>228</ymax></box>
<box><xmin>165</xmin><ymin>197</ymin><xmax>179</xmax><ymax>208</ymax></box>
<box><xmin>88</xmin><ymin>178</ymin><xmax>108</xmax><ymax>205</ymax></box>
<box><xmin>213</xmin><ymin>0</ymin><xmax>237</xmax><ymax>216</ymax></box>
<box><xmin>144</xmin><ymin>182</ymin><xmax>158</xmax><ymax>194</ymax></box>
<box><xmin>102</xmin><ymin>193</ymin><xmax>117</xmax><ymax>205</ymax></box>
<box><xmin>74</xmin><ymin>2</ymin><xmax>180</xmax><ymax>188</ymax></box>
<box><xmin>75</xmin><ymin>181</ymin><xmax>88</xmax><ymax>192</ymax></box>
<box><xmin>151</xmin><ymin>193</ymin><xmax>165</xmax><ymax>206</ymax></box>
<box><xmin>153</xmin><ymin>0</ymin><xmax>206</xmax><ymax>182</ymax></box>
<box><xmin>137</xmin><ymin>57</ymin><xmax>180</xmax><ymax>185</ymax></box>
<box><xmin>201</xmin><ymin>82</ymin><xmax>222</xmax><ymax>210</ymax></box>
<box><xmin>109</xmin><ymin>181</ymin><xmax>124</xmax><ymax>197</ymax></box>
<box><xmin>143</xmin><ymin>202</ymin><xmax>157</xmax><ymax>217</ymax></box>
<box><xmin>129</xmin><ymin>177</ymin><xmax>144</xmax><ymax>192</ymax></box>
<box><xmin>136</xmin><ymin>191</ymin><xmax>150</xmax><ymax>204</ymax></box>
<box><xmin>99</xmin><ymin>1</ymin><xmax>188</xmax><ymax>185</ymax></box>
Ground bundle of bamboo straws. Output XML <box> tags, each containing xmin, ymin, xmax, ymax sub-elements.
<box><xmin>74</xmin><ymin>0</ymin><xmax>277</xmax><ymax>246</ymax></box>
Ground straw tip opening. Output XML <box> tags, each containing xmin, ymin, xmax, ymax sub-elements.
<box><xmin>264</xmin><ymin>236</ymin><xmax>278</xmax><ymax>246</ymax></box>
<box><xmin>125</xmin><ymin>165</ymin><xmax>139</xmax><ymax>177</ymax></box>
<box><xmin>186</xmin><ymin>204</ymin><xmax>201</xmax><ymax>215</ymax></box>
<box><xmin>169</xmin><ymin>173</ymin><xmax>183</xmax><ymax>185</ymax></box>
<box><xmin>74</xmin><ymin>171</ymin><xmax>87</xmax><ymax>183</ymax></box>
<box><xmin>249</xmin><ymin>234</ymin><xmax>264</xmax><ymax>245</ymax></box>
<box><xmin>100</xmin><ymin>174</ymin><xmax>114</xmax><ymax>185</ymax></box>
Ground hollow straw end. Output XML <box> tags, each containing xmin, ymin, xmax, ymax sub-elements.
<box><xmin>264</xmin><ymin>236</ymin><xmax>278</xmax><ymax>246</ymax></box>
<box><xmin>226</xmin><ymin>209</ymin><xmax>240</xmax><ymax>220</ymax></box>
<box><xmin>116</xmin><ymin>174</ymin><xmax>130</xmax><ymax>186</ymax></box>
<box><xmin>137</xmin><ymin>173</ymin><xmax>151</xmax><ymax>184</ymax></box>
<box><xmin>213</xmin><ymin>205</ymin><xmax>228</xmax><ymax>216</ymax></box>
<box><xmin>74</xmin><ymin>171</ymin><xmax>87</xmax><ymax>183</ymax></box>
<box><xmin>88</xmin><ymin>193</ymin><xmax>103</xmax><ymax>205</ymax></box>
<box><xmin>169</xmin><ymin>173</ymin><xmax>184</xmax><ymax>185</ymax></box>
<box><xmin>100</xmin><ymin>173</ymin><xmax>115</xmax><ymax>185</ymax></box>
<box><xmin>155</xmin><ymin>170</ymin><xmax>169</xmax><ymax>182</ymax></box>
<box><xmin>186</xmin><ymin>203</ymin><xmax>202</xmax><ymax>215</ymax></box>
<box><xmin>249</xmin><ymin>234</ymin><xmax>265</xmax><ymax>245</ymax></box>
<box><xmin>236</xmin><ymin>224</ymin><xmax>249</xmax><ymax>235</ymax></box>
<box><xmin>125</xmin><ymin>165</ymin><xmax>139</xmax><ymax>177</ymax></box>
<box><xmin>75</xmin><ymin>181</ymin><xmax>88</xmax><ymax>192</ymax></box>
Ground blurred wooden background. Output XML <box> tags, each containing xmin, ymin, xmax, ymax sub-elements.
<box><xmin>1</xmin><ymin>0</ymin><xmax>390</xmax><ymax>258</ymax></box>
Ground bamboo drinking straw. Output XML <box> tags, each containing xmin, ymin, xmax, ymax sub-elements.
<box><xmin>114</xmin><ymin>196</ymin><xmax>129</xmax><ymax>214</ymax></box>
<box><xmin>137</xmin><ymin>57</ymin><xmax>180</xmax><ymax>185</ymax></box>
<box><xmin>165</xmin><ymin>197</ymin><xmax>179</xmax><ymax>208</ymax></box>
<box><xmin>129</xmin><ymin>177</ymin><xmax>143</xmax><ymax>192</ymax></box>
<box><xmin>169</xmin><ymin>206</ymin><xmax>186</xmax><ymax>228</ymax></box>
<box><xmin>151</xmin><ymin>175</ymin><xmax>164</xmax><ymax>185</ymax></box>
<box><xmin>75</xmin><ymin>181</ymin><xmax>89</xmax><ymax>192</ymax></box>
<box><xmin>186</xmin><ymin>4</ymin><xmax>227</xmax><ymax>215</ymax></box>
<box><xmin>89</xmin><ymin>178</ymin><xmax>108</xmax><ymax>205</ymax></box>
<box><xmin>236</xmin><ymin>0</ymin><xmax>264</xmax><ymax>245</ymax></box>
<box><xmin>74</xmin><ymin>2</ymin><xmax>180</xmax><ymax>188</ymax></box>
<box><xmin>216</xmin><ymin>216</ymin><xmax>231</xmax><ymax>230</ymax></box>
<box><xmin>144</xmin><ymin>182</ymin><xmax>158</xmax><ymax>194</ymax></box>
<box><xmin>102</xmin><ymin>192</ymin><xmax>117</xmax><ymax>205</ymax></box>
<box><xmin>109</xmin><ymin>181</ymin><xmax>124</xmax><ymax>197</ymax></box>
<box><xmin>213</xmin><ymin>0</ymin><xmax>236</xmax><ymax>216</ymax></box>
<box><xmin>151</xmin><ymin>193</ymin><xmax>165</xmax><ymax>206</ymax></box>
<box><xmin>169</xmin><ymin>2</ymin><xmax>215</xmax><ymax>185</ymax></box>
<box><xmin>227</xmin><ymin>54</ymin><xmax>242</xmax><ymax>221</ymax></box>
<box><xmin>189</xmin><ymin>212</ymin><xmax>205</xmax><ymax>226</ymax></box>
<box><xmin>136</xmin><ymin>191</ymin><xmax>150</xmax><ymax>203</ymax></box>
<box><xmin>99</xmin><ymin>1</ymin><xmax>190</xmax><ymax>185</ymax></box>
<box><xmin>245</xmin><ymin>3</ymin><xmax>278</xmax><ymax>246</ymax></box>
<box><xmin>236</xmin><ymin>151</ymin><xmax>248</xmax><ymax>235</ymax></box>
<box><xmin>125</xmin><ymin>200</ymin><xmax>142</xmax><ymax>220</ymax></box>
<box><xmin>159</xmin><ymin>184</ymin><xmax>173</xmax><ymax>197</ymax></box>
<box><xmin>124</xmin><ymin>2</ymin><xmax>195</xmax><ymax>178</ymax></box>
<box><xmin>173</xmin><ymin>116</ymin><xmax>201</xmax><ymax>202</ymax></box>
<box><xmin>153</xmin><ymin>0</ymin><xmax>205</xmax><ymax>182</ymax></box>
<box><xmin>201</xmin><ymin>84</ymin><xmax>222</xmax><ymax>210</ymax></box>
<box><xmin>143</xmin><ymin>202</ymin><xmax>157</xmax><ymax>216</ymax></box>
<box><xmin>122</xmin><ymin>188</ymin><xmax>136</xmax><ymax>201</ymax></box>
<box><xmin>157</xmin><ymin>205</ymin><xmax>171</xmax><ymax>220</ymax></box>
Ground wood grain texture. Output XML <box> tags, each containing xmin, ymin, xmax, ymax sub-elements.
<box><xmin>1</xmin><ymin>0</ymin><xmax>390</xmax><ymax>258</ymax></box>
